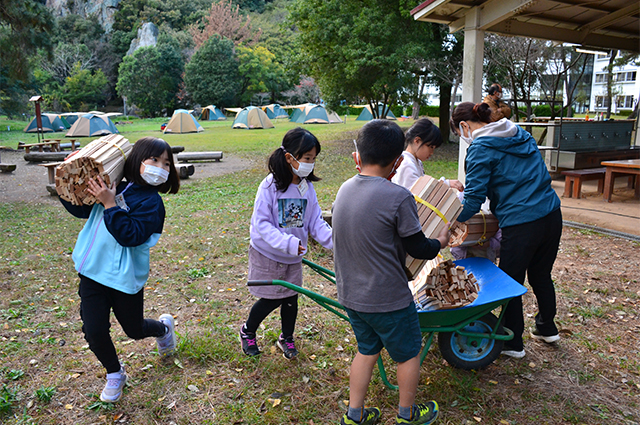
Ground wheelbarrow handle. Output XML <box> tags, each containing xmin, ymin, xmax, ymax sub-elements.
<box><xmin>247</xmin><ymin>280</ymin><xmax>273</xmax><ymax>286</ymax></box>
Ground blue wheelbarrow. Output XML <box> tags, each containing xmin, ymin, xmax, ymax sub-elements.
<box><xmin>248</xmin><ymin>257</ymin><xmax>527</xmax><ymax>389</ymax></box>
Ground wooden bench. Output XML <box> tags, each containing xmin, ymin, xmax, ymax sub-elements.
<box><xmin>175</xmin><ymin>163</ymin><xmax>194</xmax><ymax>179</ymax></box>
<box><xmin>39</xmin><ymin>162</ymin><xmax>62</xmax><ymax>195</ymax></box>
<box><xmin>0</xmin><ymin>150</ymin><xmax>16</xmax><ymax>173</ymax></box>
<box><xmin>561</xmin><ymin>168</ymin><xmax>606</xmax><ymax>198</ymax></box>
<box><xmin>176</xmin><ymin>151</ymin><xmax>223</xmax><ymax>162</ymax></box>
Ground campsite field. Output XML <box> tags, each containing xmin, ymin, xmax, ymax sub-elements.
<box><xmin>0</xmin><ymin>116</ymin><xmax>639</xmax><ymax>424</ymax></box>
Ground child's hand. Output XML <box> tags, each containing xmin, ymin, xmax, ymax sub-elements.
<box><xmin>86</xmin><ymin>175</ymin><xmax>117</xmax><ymax>209</ymax></box>
<box><xmin>298</xmin><ymin>243</ymin><xmax>305</xmax><ymax>255</ymax></box>
<box><xmin>449</xmin><ymin>180</ymin><xmax>464</xmax><ymax>191</ymax></box>
<box><xmin>437</xmin><ymin>224</ymin><xmax>451</xmax><ymax>249</ymax></box>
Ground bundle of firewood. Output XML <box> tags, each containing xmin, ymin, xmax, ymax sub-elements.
<box><xmin>449</xmin><ymin>212</ymin><xmax>499</xmax><ymax>247</ymax></box>
<box><xmin>413</xmin><ymin>260</ymin><xmax>479</xmax><ymax>310</ymax></box>
<box><xmin>55</xmin><ymin>135</ymin><xmax>131</xmax><ymax>205</ymax></box>
<box><xmin>405</xmin><ymin>176</ymin><xmax>463</xmax><ymax>280</ymax></box>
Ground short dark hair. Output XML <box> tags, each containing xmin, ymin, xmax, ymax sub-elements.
<box><xmin>356</xmin><ymin>119</ymin><xmax>404</xmax><ymax>167</ymax></box>
<box><xmin>124</xmin><ymin>137</ymin><xmax>180</xmax><ymax>194</ymax></box>
<box><xmin>488</xmin><ymin>83</ymin><xmax>502</xmax><ymax>95</ymax></box>
<box><xmin>405</xmin><ymin>118</ymin><xmax>442</xmax><ymax>149</ymax></box>
<box><xmin>449</xmin><ymin>102</ymin><xmax>493</xmax><ymax>135</ymax></box>
<box><xmin>268</xmin><ymin>127</ymin><xmax>321</xmax><ymax>192</ymax></box>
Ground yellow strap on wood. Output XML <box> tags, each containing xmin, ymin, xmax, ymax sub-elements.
<box><xmin>414</xmin><ymin>195</ymin><xmax>448</xmax><ymax>224</ymax></box>
<box><xmin>102</xmin><ymin>138</ymin><xmax>127</xmax><ymax>159</ymax></box>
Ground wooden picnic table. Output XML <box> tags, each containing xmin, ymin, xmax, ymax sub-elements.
<box><xmin>43</xmin><ymin>139</ymin><xmax>78</xmax><ymax>150</ymax></box>
<box><xmin>22</xmin><ymin>140</ymin><xmax>60</xmax><ymax>154</ymax></box>
<box><xmin>601</xmin><ymin>159</ymin><xmax>640</xmax><ymax>202</ymax></box>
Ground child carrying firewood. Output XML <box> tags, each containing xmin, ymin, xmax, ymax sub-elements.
<box><xmin>59</xmin><ymin>137</ymin><xmax>180</xmax><ymax>403</ymax></box>
<box><xmin>332</xmin><ymin>120</ymin><xmax>450</xmax><ymax>425</ymax></box>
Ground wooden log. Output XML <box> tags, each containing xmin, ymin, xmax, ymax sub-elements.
<box><xmin>24</xmin><ymin>152</ymin><xmax>69</xmax><ymax>162</ymax></box>
<box><xmin>175</xmin><ymin>163</ymin><xmax>195</xmax><ymax>179</ymax></box>
<box><xmin>0</xmin><ymin>163</ymin><xmax>16</xmax><ymax>173</ymax></box>
<box><xmin>176</xmin><ymin>151</ymin><xmax>223</xmax><ymax>162</ymax></box>
<box><xmin>171</xmin><ymin>146</ymin><xmax>185</xmax><ymax>153</ymax></box>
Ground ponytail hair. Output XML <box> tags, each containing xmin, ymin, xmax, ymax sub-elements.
<box><xmin>405</xmin><ymin>118</ymin><xmax>442</xmax><ymax>149</ymax></box>
<box><xmin>449</xmin><ymin>102</ymin><xmax>492</xmax><ymax>134</ymax></box>
<box><xmin>268</xmin><ymin>127</ymin><xmax>321</xmax><ymax>192</ymax></box>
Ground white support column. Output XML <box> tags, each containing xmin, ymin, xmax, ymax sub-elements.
<box><xmin>458</xmin><ymin>8</ymin><xmax>485</xmax><ymax>183</ymax></box>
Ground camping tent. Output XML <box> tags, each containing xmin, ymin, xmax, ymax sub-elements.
<box><xmin>200</xmin><ymin>105</ymin><xmax>226</xmax><ymax>121</ymax></box>
<box><xmin>262</xmin><ymin>104</ymin><xmax>289</xmax><ymax>119</ymax></box>
<box><xmin>231</xmin><ymin>106</ymin><xmax>274</xmax><ymax>129</ymax></box>
<box><xmin>163</xmin><ymin>109</ymin><xmax>204</xmax><ymax>134</ymax></box>
<box><xmin>60</xmin><ymin>113</ymin><xmax>81</xmax><ymax>125</ymax></box>
<box><xmin>354</xmin><ymin>105</ymin><xmax>397</xmax><ymax>121</ymax></box>
<box><xmin>66</xmin><ymin>114</ymin><xmax>119</xmax><ymax>137</ymax></box>
<box><xmin>23</xmin><ymin>113</ymin><xmax>67</xmax><ymax>133</ymax></box>
<box><xmin>289</xmin><ymin>104</ymin><xmax>342</xmax><ymax>124</ymax></box>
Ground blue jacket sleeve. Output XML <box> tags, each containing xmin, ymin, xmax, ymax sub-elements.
<box><xmin>103</xmin><ymin>194</ymin><xmax>165</xmax><ymax>247</ymax></box>
<box><xmin>458</xmin><ymin>146</ymin><xmax>492</xmax><ymax>222</ymax></box>
<box><xmin>59</xmin><ymin>197</ymin><xmax>94</xmax><ymax>219</ymax></box>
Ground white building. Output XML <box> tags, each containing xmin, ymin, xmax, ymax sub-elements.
<box><xmin>590</xmin><ymin>52</ymin><xmax>639</xmax><ymax>114</ymax></box>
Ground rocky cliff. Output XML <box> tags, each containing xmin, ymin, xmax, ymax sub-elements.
<box><xmin>46</xmin><ymin>0</ymin><xmax>120</xmax><ymax>32</ymax></box>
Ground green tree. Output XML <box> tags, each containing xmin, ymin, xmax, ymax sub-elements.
<box><xmin>116</xmin><ymin>44</ymin><xmax>185</xmax><ymax>116</ymax></box>
<box><xmin>184</xmin><ymin>35</ymin><xmax>239</xmax><ymax>107</ymax></box>
<box><xmin>237</xmin><ymin>45</ymin><xmax>287</xmax><ymax>103</ymax></box>
<box><xmin>0</xmin><ymin>0</ymin><xmax>54</xmax><ymax>116</ymax></box>
<box><xmin>61</xmin><ymin>63</ymin><xmax>109</xmax><ymax>110</ymax></box>
<box><xmin>289</xmin><ymin>0</ymin><xmax>427</xmax><ymax>117</ymax></box>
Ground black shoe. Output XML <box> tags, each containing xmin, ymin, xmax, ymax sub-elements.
<box><xmin>530</xmin><ymin>327</ymin><xmax>560</xmax><ymax>344</ymax></box>
<box><xmin>276</xmin><ymin>334</ymin><xmax>298</xmax><ymax>359</ymax></box>
<box><xmin>239</xmin><ymin>325</ymin><xmax>260</xmax><ymax>356</ymax></box>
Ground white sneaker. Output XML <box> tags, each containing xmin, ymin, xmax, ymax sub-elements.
<box><xmin>156</xmin><ymin>314</ymin><xmax>176</xmax><ymax>356</ymax></box>
<box><xmin>530</xmin><ymin>328</ymin><xmax>560</xmax><ymax>344</ymax></box>
<box><xmin>100</xmin><ymin>366</ymin><xmax>127</xmax><ymax>403</ymax></box>
<box><xmin>501</xmin><ymin>349</ymin><xmax>526</xmax><ymax>359</ymax></box>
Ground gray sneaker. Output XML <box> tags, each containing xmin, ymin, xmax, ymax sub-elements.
<box><xmin>100</xmin><ymin>365</ymin><xmax>127</xmax><ymax>403</ymax></box>
<box><xmin>156</xmin><ymin>314</ymin><xmax>176</xmax><ymax>356</ymax></box>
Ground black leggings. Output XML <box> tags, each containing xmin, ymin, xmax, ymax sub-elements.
<box><xmin>78</xmin><ymin>274</ymin><xmax>166</xmax><ymax>373</ymax></box>
<box><xmin>245</xmin><ymin>295</ymin><xmax>298</xmax><ymax>338</ymax></box>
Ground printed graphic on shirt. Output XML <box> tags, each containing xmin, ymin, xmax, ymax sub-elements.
<box><xmin>278</xmin><ymin>198</ymin><xmax>307</xmax><ymax>228</ymax></box>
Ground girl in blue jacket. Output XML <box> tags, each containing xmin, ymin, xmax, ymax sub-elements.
<box><xmin>450</xmin><ymin>102</ymin><xmax>562</xmax><ymax>360</ymax></box>
<box><xmin>60</xmin><ymin>137</ymin><xmax>180</xmax><ymax>403</ymax></box>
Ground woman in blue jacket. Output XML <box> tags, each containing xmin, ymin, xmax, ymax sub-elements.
<box><xmin>60</xmin><ymin>137</ymin><xmax>180</xmax><ymax>402</ymax></box>
<box><xmin>450</xmin><ymin>102</ymin><xmax>562</xmax><ymax>359</ymax></box>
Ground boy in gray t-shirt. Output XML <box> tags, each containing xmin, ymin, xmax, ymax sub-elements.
<box><xmin>333</xmin><ymin>120</ymin><xmax>450</xmax><ymax>425</ymax></box>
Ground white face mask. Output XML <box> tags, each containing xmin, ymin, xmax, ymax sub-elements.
<box><xmin>291</xmin><ymin>157</ymin><xmax>315</xmax><ymax>178</ymax></box>
<box><xmin>141</xmin><ymin>162</ymin><xmax>169</xmax><ymax>186</ymax></box>
<box><xmin>458</xmin><ymin>123</ymin><xmax>473</xmax><ymax>145</ymax></box>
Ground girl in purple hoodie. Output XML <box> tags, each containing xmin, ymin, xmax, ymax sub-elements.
<box><xmin>239</xmin><ymin>127</ymin><xmax>333</xmax><ymax>359</ymax></box>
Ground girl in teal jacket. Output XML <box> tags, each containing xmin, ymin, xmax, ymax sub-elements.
<box><xmin>60</xmin><ymin>137</ymin><xmax>180</xmax><ymax>403</ymax></box>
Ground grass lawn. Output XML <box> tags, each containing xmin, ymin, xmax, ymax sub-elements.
<box><xmin>0</xmin><ymin>115</ymin><xmax>638</xmax><ymax>424</ymax></box>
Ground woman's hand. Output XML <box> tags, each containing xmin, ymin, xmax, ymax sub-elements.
<box><xmin>449</xmin><ymin>180</ymin><xmax>464</xmax><ymax>191</ymax></box>
<box><xmin>86</xmin><ymin>175</ymin><xmax>117</xmax><ymax>209</ymax></box>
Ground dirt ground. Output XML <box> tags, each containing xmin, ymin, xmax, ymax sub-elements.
<box><xmin>0</xmin><ymin>148</ymin><xmax>254</xmax><ymax>205</ymax></box>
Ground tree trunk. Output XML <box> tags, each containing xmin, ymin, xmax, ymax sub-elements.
<box><xmin>438</xmin><ymin>81</ymin><xmax>452</xmax><ymax>143</ymax></box>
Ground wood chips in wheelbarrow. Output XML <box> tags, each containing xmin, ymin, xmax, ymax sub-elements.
<box><xmin>411</xmin><ymin>260</ymin><xmax>479</xmax><ymax>310</ymax></box>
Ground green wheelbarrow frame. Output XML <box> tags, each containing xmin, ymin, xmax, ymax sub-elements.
<box><xmin>248</xmin><ymin>257</ymin><xmax>526</xmax><ymax>389</ymax></box>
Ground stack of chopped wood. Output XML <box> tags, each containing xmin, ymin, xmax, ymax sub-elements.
<box><xmin>405</xmin><ymin>176</ymin><xmax>463</xmax><ymax>280</ymax></box>
<box><xmin>55</xmin><ymin>135</ymin><xmax>131</xmax><ymax>205</ymax></box>
<box><xmin>413</xmin><ymin>260</ymin><xmax>479</xmax><ymax>310</ymax></box>
<box><xmin>448</xmin><ymin>212</ymin><xmax>499</xmax><ymax>247</ymax></box>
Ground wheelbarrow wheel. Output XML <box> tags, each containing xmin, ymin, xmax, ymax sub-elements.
<box><xmin>437</xmin><ymin>313</ymin><xmax>504</xmax><ymax>370</ymax></box>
